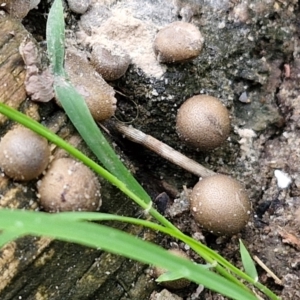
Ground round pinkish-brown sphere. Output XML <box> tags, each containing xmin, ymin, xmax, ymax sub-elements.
<box><xmin>64</xmin><ymin>50</ymin><xmax>117</xmax><ymax>122</ymax></box>
<box><xmin>152</xmin><ymin>249</ymin><xmax>191</xmax><ymax>289</ymax></box>
<box><xmin>176</xmin><ymin>95</ymin><xmax>231</xmax><ymax>151</ymax></box>
<box><xmin>190</xmin><ymin>174</ymin><xmax>251</xmax><ymax>236</ymax></box>
<box><xmin>153</xmin><ymin>21</ymin><xmax>204</xmax><ymax>63</ymax></box>
<box><xmin>38</xmin><ymin>158</ymin><xmax>101</xmax><ymax>212</ymax></box>
<box><xmin>91</xmin><ymin>43</ymin><xmax>131</xmax><ymax>81</ymax></box>
<box><xmin>0</xmin><ymin>127</ymin><xmax>50</xmax><ymax>181</ymax></box>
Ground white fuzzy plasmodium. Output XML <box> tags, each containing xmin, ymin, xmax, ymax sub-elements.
<box><xmin>274</xmin><ymin>170</ymin><xmax>292</xmax><ymax>189</ymax></box>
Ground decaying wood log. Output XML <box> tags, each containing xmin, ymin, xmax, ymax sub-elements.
<box><xmin>0</xmin><ymin>15</ymin><xmax>159</xmax><ymax>299</ymax></box>
<box><xmin>0</xmin><ymin>16</ymin><xmax>33</xmax><ymax>125</ymax></box>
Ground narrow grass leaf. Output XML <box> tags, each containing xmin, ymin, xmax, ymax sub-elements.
<box><xmin>156</xmin><ymin>271</ymin><xmax>186</xmax><ymax>282</ymax></box>
<box><xmin>156</xmin><ymin>262</ymin><xmax>214</xmax><ymax>282</ymax></box>
<box><xmin>53</xmin><ymin>78</ymin><xmax>151</xmax><ymax>203</ymax></box>
<box><xmin>239</xmin><ymin>239</ymin><xmax>258</xmax><ymax>282</ymax></box>
<box><xmin>0</xmin><ymin>102</ymin><xmax>279</xmax><ymax>299</ymax></box>
<box><xmin>0</xmin><ymin>103</ymin><xmax>147</xmax><ymax>207</ymax></box>
<box><xmin>46</xmin><ymin>0</ymin><xmax>183</xmax><ymax>231</ymax></box>
<box><xmin>0</xmin><ymin>209</ymin><xmax>257</xmax><ymax>300</ymax></box>
<box><xmin>0</xmin><ymin>103</ymin><xmax>184</xmax><ymax>231</ymax></box>
<box><xmin>49</xmin><ymin>211</ymin><xmax>256</xmax><ymax>291</ymax></box>
<box><xmin>46</xmin><ymin>0</ymin><xmax>65</xmax><ymax>75</ymax></box>
<box><xmin>47</xmin><ymin>0</ymin><xmax>151</xmax><ymax>203</ymax></box>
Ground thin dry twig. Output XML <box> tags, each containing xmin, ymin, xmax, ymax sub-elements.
<box><xmin>114</xmin><ymin>122</ymin><xmax>215</xmax><ymax>178</ymax></box>
<box><xmin>253</xmin><ymin>255</ymin><xmax>283</xmax><ymax>286</ymax></box>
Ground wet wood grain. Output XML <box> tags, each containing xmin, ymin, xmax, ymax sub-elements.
<box><xmin>0</xmin><ymin>15</ymin><xmax>158</xmax><ymax>300</ymax></box>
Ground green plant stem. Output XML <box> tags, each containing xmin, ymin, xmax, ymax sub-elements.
<box><xmin>47</xmin><ymin>0</ymin><xmax>152</xmax><ymax>205</ymax></box>
<box><xmin>0</xmin><ymin>104</ymin><xmax>280</xmax><ymax>299</ymax></box>
<box><xmin>0</xmin><ymin>209</ymin><xmax>258</xmax><ymax>300</ymax></box>
<box><xmin>0</xmin><ymin>103</ymin><xmax>179</xmax><ymax>234</ymax></box>
<box><xmin>40</xmin><ymin>1</ymin><xmax>280</xmax><ymax>299</ymax></box>
<box><xmin>0</xmin><ymin>105</ymin><xmax>238</xmax><ymax>285</ymax></box>
<box><xmin>53</xmin><ymin>212</ymin><xmax>280</xmax><ymax>300</ymax></box>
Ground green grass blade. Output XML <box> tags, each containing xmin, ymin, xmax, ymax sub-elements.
<box><xmin>0</xmin><ymin>102</ymin><xmax>147</xmax><ymax>207</ymax></box>
<box><xmin>46</xmin><ymin>0</ymin><xmax>182</xmax><ymax>231</ymax></box>
<box><xmin>54</xmin><ymin>212</ymin><xmax>279</xmax><ymax>300</ymax></box>
<box><xmin>55</xmin><ymin>212</ymin><xmax>251</xmax><ymax>290</ymax></box>
<box><xmin>53</xmin><ymin>79</ymin><xmax>152</xmax><ymax>203</ymax></box>
<box><xmin>156</xmin><ymin>270</ymin><xmax>189</xmax><ymax>282</ymax></box>
<box><xmin>0</xmin><ymin>103</ymin><xmax>178</xmax><ymax>231</ymax></box>
<box><xmin>0</xmin><ymin>105</ymin><xmax>279</xmax><ymax>299</ymax></box>
<box><xmin>155</xmin><ymin>262</ymin><xmax>213</xmax><ymax>283</ymax></box>
<box><xmin>46</xmin><ymin>0</ymin><xmax>151</xmax><ymax>203</ymax></box>
<box><xmin>46</xmin><ymin>0</ymin><xmax>65</xmax><ymax>75</ymax></box>
<box><xmin>239</xmin><ymin>239</ymin><xmax>258</xmax><ymax>282</ymax></box>
<box><xmin>0</xmin><ymin>209</ymin><xmax>257</xmax><ymax>300</ymax></box>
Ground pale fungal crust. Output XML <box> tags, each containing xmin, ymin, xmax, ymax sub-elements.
<box><xmin>37</xmin><ymin>157</ymin><xmax>101</xmax><ymax>212</ymax></box>
<box><xmin>153</xmin><ymin>21</ymin><xmax>204</xmax><ymax>63</ymax></box>
<box><xmin>78</xmin><ymin>7</ymin><xmax>167</xmax><ymax>78</ymax></box>
<box><xmin>91</xmin><ymin>43</ymin><xmax>131</xmax><ymax>81</ymax></box>
<box><xmin>153</xmin><ymin>249</ymin><xmax>191</xmax><ymax>289</ymax></box>
<box><xmin>176</xmin><ymin>95</ymin><xmax>231</xmax><ymax>151</ymax></box>
<box><xmin>0</xmin><ymin>127</ymin><xmax>50</xmax><ymax>181</ymax></box>
<box><xmin>190</xmin><ymin>174</ymin><xmax>251</xmax><ymax>236</ymax></box>
<box><xmin>64</xmin><ymin>49</ymin><xmax>117</xmax><ymax>121</ymax></box>
<box><xmin>274</xmin><ymin>170</ymin><xmax>292</xmax><ymax>189</ymax></box>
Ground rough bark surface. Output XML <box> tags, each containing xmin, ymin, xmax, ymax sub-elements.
<box><xmin>0</xmin><ymin>14</ymin><xmax>158</xmax><ymax>300</ymax></box>
<box><xmin>1</xmin><ymin>0</ymin><xmax>300</xmax><ymax>299</ymax></box>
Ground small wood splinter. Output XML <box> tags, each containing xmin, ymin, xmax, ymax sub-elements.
<box><xmin>114</xmin><ymin>122</ymin><xmax>215</xmax><ymax>178</ymax></box>
<box><xmin>253</xmin><ymin>255</ymin><xmax>283</xmax><ymax>286</ymax></box>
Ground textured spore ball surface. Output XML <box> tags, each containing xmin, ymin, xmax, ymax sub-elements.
<box><xmin>38</xmin><ymin>158</ymin><xmax>101</xmax><ymax>212</ymax></box>
<box><xmin>153</xmin><ymin>249</ymin><xmax>191</xmax><ymax>289</ymax></box>
<box><xmin>153</xmin><ymin>21</ymin><xmax>204</xmax><ymax>63</ymax></box>
<box><xmin>0</xmin><ymin>127</ymin><xmax>50</xmax><ymax>181</ymax></box>
<box><xmin>190</xmin><ymin>174</ymin><xmax>251</xmax><ymax>236</ymax></box>
<box><xmin>176</xmin><ymin>95</ymin><xmax>231</xmax><ymax>151</ymax></box>
<box><xmin>91</xmin><ymin>43</ymin><xmax>130</xmax><ymax>81</ymax></box>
